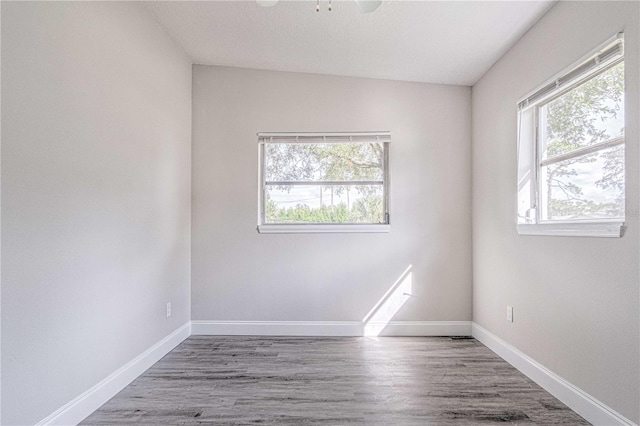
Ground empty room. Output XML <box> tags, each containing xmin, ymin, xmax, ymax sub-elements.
<box><xmin>1</xmin><ymin>0</ymin><xmax>638</xmax><ymax>425</ymax></box>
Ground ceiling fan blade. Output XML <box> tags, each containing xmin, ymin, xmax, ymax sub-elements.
<box><xmin>257</xmin><ymin>0</ymin><xmax>279</xmax><ymax>7</ymax></box>
<box><xmin>355</xmin><ymin>0</ymin><xmax>382</xmax><ymax>14</ymax></box>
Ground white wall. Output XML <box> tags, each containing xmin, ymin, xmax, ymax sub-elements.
<box><xmin>472</xmin><ymin>1</ymin><xmax>639</xmax><ymax>423</ymax></box>
<box><xmin>1</xmin><ymin>2</ymin><xmax>192</xmax><ymax>424</ymax></box>
<box><xmin>192</xmin><ymin>66</ymin><xmax>471</xmax><ymax>325</ymax></box>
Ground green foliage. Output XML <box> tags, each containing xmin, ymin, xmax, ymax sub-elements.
<box><xmin>596</xmin><ymin>144</ymin><xmax>624</xmax><ymax>191</ymax></box>
<box><xmin>268</xmin><ymin>203</ymin><xmax>352</xmax><ymax>224</ymax></box>
<box><xmin>318</xmin><ymin>143</ymin><xmax>383</xmax><ymax>182</ymax></box>
<box><xmin>546</xmin><ymin>63</ymin><xmax>624</xmax><ymax>155</ymax></box>
<box><xmin>266</xmin><ymin>199</ymin><xmax>384</xmax><ymax>224</ymax></box>
<box><xmin>351</xmin><ymin>195</ymin><xmax>384</xmax><ymax>223</ymax></box>
<box><xmin>265</xmin><ymin>142</ymin><xmax>383</xmax><ymax>183</ymax></box>
<box><xmin>548</xmin><ymin>198</ymin><xmax>623</xmax><ymax>219</ymax></box>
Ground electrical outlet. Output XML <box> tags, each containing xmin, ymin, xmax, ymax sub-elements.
<box><xmin>507</xmin><ymin>305</ymin><xmax>513</xmax><ymax>322</ymax></box>
<box><xmin>166</xmin><ymin>302</ymin><xmax>172</xmax><ymax>318</ymax></box>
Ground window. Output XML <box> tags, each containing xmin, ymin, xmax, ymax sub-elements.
<box><xmin>257</xmin><ymin>132</ymin><xmax>390</xmax><ymax>233</ymax></box>
<box><xmin>517</xmin><ymin>34</ymin><xmax>625</xmax><ymax>237</ymax></box>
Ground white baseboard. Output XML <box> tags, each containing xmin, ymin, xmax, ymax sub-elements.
<box><xmin>191</xmin><ymin>320</ymin><xmax>472</xmax><ymax>336</ymax></box>
<box><xmin>472</xmin><ymin>322</ymin><xmax>637</xmax><ymax>426</ymax></box>
<box><xmin>36</xmin><ymin>322</ymin><xmax>191</xmax><ymax>426</ymax></box>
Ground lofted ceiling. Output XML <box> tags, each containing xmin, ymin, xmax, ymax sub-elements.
<box><xmin>144</xmin><ymin>0</ymin><xmax>555</xmax><ymax>86</ymax></box>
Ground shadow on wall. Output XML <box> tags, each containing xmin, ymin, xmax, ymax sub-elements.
<box><xmin>362</xmin><ymin>265</ymin><xmax>413</xmax><ymax>337</ymax></box>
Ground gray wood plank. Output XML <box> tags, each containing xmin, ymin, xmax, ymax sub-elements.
<box><xmin>82</xmin><ymin>336</ymin><xmax>590</xmax><ymax>425</ymax></box>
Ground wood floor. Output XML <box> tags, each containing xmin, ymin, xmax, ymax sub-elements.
<box><xmin>82</xmin><ymin>336</ymin><xmax>589</xmax><ymax>425</ymax></box>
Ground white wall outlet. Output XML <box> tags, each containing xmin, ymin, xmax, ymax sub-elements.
<box><xmin>507</xmin><ymin>305</ymin><xmax>513</xmax><ymax>322</ymax></box>
<box><xmin>166</xmin><ymin>302</ymin><xmax>172</xmax><ymax>318</ymax></box>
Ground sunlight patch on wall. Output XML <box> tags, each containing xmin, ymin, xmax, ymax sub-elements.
<box><xmin>362</xmin><ymin>265</ymin><xmax>413</xmax><ymax>337</ymax></box>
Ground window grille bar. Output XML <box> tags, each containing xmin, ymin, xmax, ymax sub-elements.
<box><xmin>539</xmin><ymin>136</ymin><xmax>624</xmax><ymax>167</ymax></box>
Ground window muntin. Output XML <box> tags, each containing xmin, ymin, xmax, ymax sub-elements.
<box><xmin>258</xmin><ymin>133</ymin><xmax>390</xmax><ymax>229</ymax></box>
<box><xmin>517</xmin><ymin>34</ymin><xmax>625</xmax><ymax>236</ymax></box>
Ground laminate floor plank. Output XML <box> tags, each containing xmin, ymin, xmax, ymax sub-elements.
<box><xmin>82</xmin><ymin>336</ymin><xmax>590</xmax><ymax>425</ymax></box>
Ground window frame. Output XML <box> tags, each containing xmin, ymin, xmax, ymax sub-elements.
<box><xmin>516</xmin><ymin>33</ymin><xmax>626</xmax><ymax>238</ymax></box>
<box><xmin>257</xmin><ymin>132</ymin><xmax>391</xmax><ymax>234</ymax></box>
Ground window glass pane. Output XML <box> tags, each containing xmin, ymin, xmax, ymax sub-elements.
<box><xmin>540</xmin><ymin>62</ymin><xmax>624</xmax><ymax>160</ymax></box>
<box><xmin>541</xmin><ymin>145</ymin><xmax>624</xmax><ymax>221</ymax></box>
<box><xmin>265</xmin><ymin>142</ymin><xmax>383</xmax><ymax>182</ymax></box>
<box><xmin>265</xmin><ymin>184</ymin><xmax>384</xmax><ymax>224</ymax></box>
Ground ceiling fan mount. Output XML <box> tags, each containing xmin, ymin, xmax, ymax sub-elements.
<box><xmin>256</xmin><ymin>0</ymin><xmax>383</xmax><ymax>14</ymax></box>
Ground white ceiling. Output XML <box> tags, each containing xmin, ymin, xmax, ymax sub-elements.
<box><xmin>144</xmin><ymin>0</ymin><xmax>554</xmax><ymax>86</ymax></box>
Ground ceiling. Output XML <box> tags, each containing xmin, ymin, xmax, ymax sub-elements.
<box><xmin>144</xmin><ymin>1</ymin><xmax>555</xmax><ymax>86</ymax></box>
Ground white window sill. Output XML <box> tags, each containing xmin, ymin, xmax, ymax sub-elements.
<box><xmin>517</xmin><ymin>222</ymin><xmax>625</xmax><ymax>238</ymax></box>
<box><xmin>257</xmin><ymin>224</ymin><xmax>391</xmax><ymax>234</ymax></box>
